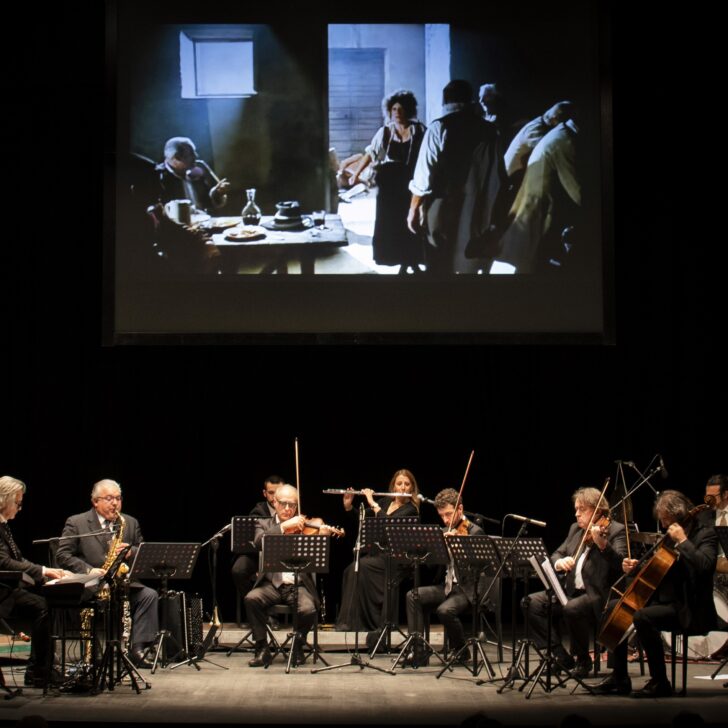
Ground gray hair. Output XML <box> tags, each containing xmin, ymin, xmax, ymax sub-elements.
<box><xmin>0</xmin><ymin>475</ymin><xmax>26</xmax><ymax>511</ymax></box>
<box><xmin>164</xmin><ymin>136</ymin><xmax>197</xmax><ymax>161</ymax></box>
<box><xmin>91</xmin><ymin>479</ymin><xmax>122</xmax><ymax>499</ymax></box>
<box><xmin>572</xmin><ymin>487</ymin><xmax>609</xmax><ymax>514</ymax></box>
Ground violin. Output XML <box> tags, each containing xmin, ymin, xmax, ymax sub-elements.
<box><xmin>444</xmin><ymin>516</ymin><xmax>471</xmax><ymax>537</ymax></box>
<box><xmin>583</xmin><ymin>513</ymin><xmax>611</xmax><ymax>546</ymax></box>
<box><xmin>283</xmin><ymin>516</ymin><xmax>345</xmax><ymax>539</ymax></box>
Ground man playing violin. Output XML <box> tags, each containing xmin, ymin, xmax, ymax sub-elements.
<box><xmin>596</xmin><ymin>490</ymin><xmax>717</xmax><ymax>697</ymax></box>
<box><xmin>244</xmin><ymin>484</ymin><xmax>333</xmax><ymax>668</ymax></box>
<box><xmin>524</xmin><ymin>486</ymin><xmax>627</xmax><ymax>678</ymax></box>
<box><xmin>404</xmin><ymin>488</ymin><xmax>486</xmax><ymax>666</ymax></box>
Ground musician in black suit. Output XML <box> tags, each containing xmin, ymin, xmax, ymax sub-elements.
<box><xmin>231</xmin><ymin>475</ymin><xmax>284</xmax><ymax>603</ymax></box>
<box><xmin>55</xmin><ymin>479</ymin><xmax>159</xmax><ymax>669</ymax></box>
<box><xmin>244</xmin><ymin>484</ymin><xmax>332</xmax><ymax>667</ymax></box>
<box><xmin>596</xmin><ymin>490</ymin><xmax>717</xmax><ymax>697</ymax></box>
<box><xmin>405</xmin><ymin>489</ymin><xmax>489</xmax><ymax>665</ymax></box>
<box><xmin>0</xmin><ymin>476</ymin><xmax>67</xmax><ymax>687</ymax></box>
<box><xmin>524</xmin><ymin>486</ymin><xmax>627</xmax><ymax>677</ymax></box>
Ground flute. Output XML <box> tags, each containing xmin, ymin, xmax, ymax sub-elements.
<box><xmin>322</xmin><ymin>488</ymin><xmax>402</xmax><ymax>498</ymax></box>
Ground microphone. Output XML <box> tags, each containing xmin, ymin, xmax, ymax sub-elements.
<box><xmin>615</xmin><ymin>459</ymin><xmax>636</xmax><ymax>468</ymax></box>
<box><xmin>658</xmin><ymin>455</ymin><xmax>669</xmax><ymax>479</ymax></box>
<box><xmin>417</xmin><ymin>494</ymin><xmax>437</xmax><ymax>506</ymax></box>
<box><xmin>506</xmin><ymin>513</ymin><xmax>547</xmax><ymax>528</ymax></box>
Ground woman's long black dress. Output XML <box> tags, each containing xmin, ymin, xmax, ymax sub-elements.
<box><xmin>335</xmin><ymin>499</ymin><xmax>419</xmax><ymax>632</ymax></box>
<box><xmin>371</xmin><ymin>123</ymin><xmax>426</xmax><ymax>267</ymax></box>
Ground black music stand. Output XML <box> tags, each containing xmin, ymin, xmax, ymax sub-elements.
<box><xmin>129</xmin><ymin>542</ymin><xmax>202</xmax><ymax>673</ymax></box>
<box><xmin>387</xmin><ymin>524</ymin><xmax>450</xmax><ymax>670</ymax></box>
<box><xmin>261</xmin><ymin>535</ymin><xmax>330</xmax><ymax>674</ymax></box>
<box><xmin>492</xmin><ymin>533</ymin><xmax>549</xmax><ymax>691</ymax></box>
<box><xmin>435</xmin><ymin>535</ymin><xmax>500</xmax><ymax>679</ymax></box>
<box><xmin>312</xmin><ymin>504</ymin><xmax>395</xmax><ymax>676</ymax></box>
<box><xmin>361</xmin><ymin>516</ymin><xmax>419</xmax><ymax>657</ymax></box>
<box><xmin>92</xmin><ymin>546</ymin><xmax>150</xmax><ymax>694</ymax></box>
<box><xmin>225</xmin><ymin>517</ymin><xmax>263</xmax><ymax>654</ymax></box>
<box><xmin>517</xmin><ymin>555</ymin><xmax>593</xmax><ymax>698</ymax></box>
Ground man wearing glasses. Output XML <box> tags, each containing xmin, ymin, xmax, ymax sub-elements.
<box><xmin>56</xmin><ymin>479</ymin><xmax>159</xmax><ymax>669</ymax></box>
<box><xmin>244</xmin><ymin>484</ymin><xmax>332</xmax><ymax>667</ymax></box>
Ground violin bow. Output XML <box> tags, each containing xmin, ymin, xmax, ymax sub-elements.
<box><xmin>448</xmin><ymin>450</ymin><xmax>475</xmax><ymax>532</ymax></box>
<box><xmin>294</xmin><ymin>437</ymin><xmax>302</xmax><ymax>515</ymax></box>
<box><xmin>573</xmin><ymin>477</ymin><xmax>610</xmax><ymax>561</ymax></box>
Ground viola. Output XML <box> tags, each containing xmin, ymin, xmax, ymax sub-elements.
<box><xmin>598</xmin><ymin>504</ymin><xmax>708</xmax><ymax>652</ymax></box>
<box><xmin>283</xmin><ymin>516</ymin><xmax>345</xmax><ymax>539</ymax></box>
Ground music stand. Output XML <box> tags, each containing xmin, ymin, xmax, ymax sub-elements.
<box><xmin>313</xmin><ymin>504</ymin><xmax>395</xmax><ymax>676</ymax></box>
<box><xmin>491</xmin><ymin>532</ymin><xmax>549</xmax><ymax>691</ymax></box>
<box><xmin>92</xmin><ymin>546</ymin><xmax>150</xmax><ymax>694</ymax></box>
<box><xmin>261</xmin><ymin>535</ymin><xmax>330</xmax><ymax>674</ymax></box>
<box><xmin>387</xmin><ymin>524</ymin><xmax>449</xmax><ymax>670</ymax></box>
<box><xmin>129</xmin><ymin>542</ymin><xmax>201</xmax><ymax>672</ymax></box>
<box><xmin>361</xmin><ymin>516</ymin><xmax>419</xmax><ymax>656</ymax></box>
<box><xmin>516</xmin><ymin>555</ymin><xmax>592</xmax><ymax>698</ymax></box>
<box><xmin>225</xmin><ymin>517</ymin><xmax>264</xmax><ymax>654</ymax></box>
<box><xmin>435</xmin><ymin>535</ymin><xmax>500</xmax><ymax>679</ymax></box>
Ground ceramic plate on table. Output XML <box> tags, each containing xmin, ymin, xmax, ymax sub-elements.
<box><xmin>197</xmin><ymin>216</ymin><xmax>240</xmax><ymax>231</ymax></box>
<box><xmin>223</xmin><ymin>226</ymin><xmax>267</xmax><ymax>242</ymax></box>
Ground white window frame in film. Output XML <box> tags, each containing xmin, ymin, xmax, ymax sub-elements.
<box><xmin>180</xmin><ymin>27</ymin><xmax>256</xmax><ymax>99</ymax></box>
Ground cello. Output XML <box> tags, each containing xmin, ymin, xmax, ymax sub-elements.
<box><xmin>598</xmin><ymin>504</ymin><xmax>708</xmax><ymax>651</ymax></box>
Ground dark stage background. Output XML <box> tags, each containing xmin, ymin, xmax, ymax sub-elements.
<box><xmin>2</xmin><ymin>3</ymin><xmax>723</xmax><ymax>624</ymax></box>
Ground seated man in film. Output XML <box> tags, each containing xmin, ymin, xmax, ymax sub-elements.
<box><xmin>56</xmin><ymin>479</ymin><xmax>159</xmax><ymax>669</ymax></box>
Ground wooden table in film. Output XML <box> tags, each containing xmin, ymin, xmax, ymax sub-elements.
<box><xmin>207</xmin><ymin>215</ymin><xmax>348</xmax><ymax>274</ymax></box>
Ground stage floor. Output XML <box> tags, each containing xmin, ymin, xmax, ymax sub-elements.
<box><xmin>1</xmin><ymin>626</ymin><xmax>726</xmax><ymax>727</ymax></box>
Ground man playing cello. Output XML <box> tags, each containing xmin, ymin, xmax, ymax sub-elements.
<box><xmin>596</xmin><ymin>490</ymin><xmax>717</xmax><ymax>697</ymax></box>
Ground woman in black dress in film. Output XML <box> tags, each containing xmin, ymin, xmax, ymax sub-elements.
<box><xmin>335</xmin><ymin>469</ymin><xmax>420</xmax><ymax>645</ymax></box>
<box><xmin>350</xmin><ymin>91</ymin><xmax>427</xmax><ymax>273</ymax></box>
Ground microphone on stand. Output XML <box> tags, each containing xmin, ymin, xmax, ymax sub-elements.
<box><xmin>505</xmin><ymin>513</ymin><xmax>547</xmax><ymax>528</ymax></box>
<box><xmin>658</xmin><ymin>454</ymin><xmax>669</xmax><ymax>479</ymax></box>
<box><xmin>416</xmin><ymin>494</ymin><xmax>437</xmax><ymax>506</ymax></box>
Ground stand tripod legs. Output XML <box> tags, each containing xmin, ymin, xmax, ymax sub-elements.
<box><xmin>437</xmin><ymin>637</ymin><xmax>495</xmax><ymax>679</ymax></box>
<box><xmin>392</xmin><ymin>632</ymin><xmax>446</xmax><ymax>670</ymax></box>
<box><xmin>93</xmin><ymin>640</ymin><xmax>150</xmax><ymax>694</ymax></box>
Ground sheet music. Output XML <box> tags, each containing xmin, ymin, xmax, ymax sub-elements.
<box><xmin>529</xmin><ymin>555</ymin><xmax>568</xmax><ymax>606</ymax></box>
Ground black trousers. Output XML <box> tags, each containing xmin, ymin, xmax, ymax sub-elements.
<box><xmin>231</xmin><ymin>554</ymin><xmax>258</xmax><ymax>599</ymax></box>
<box><xmin>607</xmin><ymin>599</ymin><xmax>679</xmax><ymax>682</ymax></box>
<box><xmin>244</xmin><ymin>581</ymin><xmax>316</xmax><ymax>644</ymax></box>
<box><xmin>0</xmin><ymin>587</ymin><xmax>51</xmax><ymax>673</ymax></box>
<box><xmin>406</xmin><ymin>584</ymin><xmax>471</xmax><ymax>649</ymax></box>
<box><xmin>524</xmin><ymin>589</ymin><xmax>596</xmax><ymax>661</ymax></box>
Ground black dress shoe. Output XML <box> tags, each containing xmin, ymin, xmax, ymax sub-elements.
<box><xmin>128</xmin><ymin>648</ymin><xmax>153</xmax><ymax>669</ymax></box>
<box><xmin>593</xmin><ymin>673</ymin><xmax>632</xmax><ymax>695</ymax></box>
<box><xmin>553</xmin><ymin>647</ymin><xmax>575</xmax><ymax>673</ymax></box>
<box><xmin>451</xmin><ymin>646</ymin><xmax>472</xmax><ymax>665</ymax></box>
<box><xmin>248</xmin><ymin>646</ymin><xmax>272</xmax><ymax>667</ymax></box>
<box><xmin>631</xmin><ymin>678</ymin><xmax>672</xmax><ymax>698</ymax></box>
<box><xmin>572</xmin><ymin>659</ymin><xmax>593</xmax><ymax>679</ymax></box>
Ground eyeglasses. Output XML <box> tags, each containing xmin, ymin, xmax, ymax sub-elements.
<box><xmin>97</xmin><ymin>495</ymin><xmax>122</xmax><ymax>503</ymax></box>
<box><xmin>276</xmin><ymin>500</ymin><xmax>297</xmax><ymax>509</ymax></box>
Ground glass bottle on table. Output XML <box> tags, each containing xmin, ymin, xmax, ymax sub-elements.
<box><xmin>241</xmin><ymin>188</ymin><xmax>262</xmax><ymax>226</ymax></box>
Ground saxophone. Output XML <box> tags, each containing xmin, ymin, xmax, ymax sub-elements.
<box><xmin>80</xmin><ymin>514</ymin><xmax>132</xmax><ymax>662</ymax></box>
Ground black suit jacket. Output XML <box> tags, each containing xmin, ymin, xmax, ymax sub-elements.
<box><xmin>56</xmin><ymin>509</ymin><xmax>144</xmax><ymax>576</ymax></box>
<box><xmin>0</xmin><ymin>521</ymin><xmax>43</xmax><ymax>583</ymax></box>
<box><xmin>249</xmin><ymin>501</ymin><xmax>273</xmax><ymax>518</ymax></box>
<box><xmin>551</xmin><ymin>520</ymin><xmax>627</xmax><ymax>614</ymax></box>
<box><xmin>251</xmin><ymin>518</ymin><xmax>319</xmax><ymax>607</ymax></box>
<box><xmin>655</xmin><ymin>520</ymin><xmax>718</xmax><ymax>633</ymax></box>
